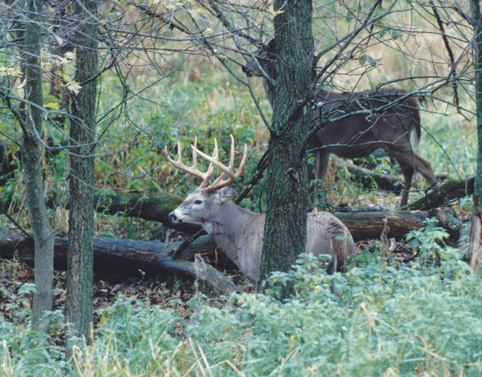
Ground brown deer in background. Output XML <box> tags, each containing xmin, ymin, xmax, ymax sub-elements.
<box><xmin>165</xmin><ymin>136</ymin><xmax>355</xmax><ymax>289</ymax></box>
<box><xmin>242</xmin><ymin>40</ymin><xmax>437</xmax><ymax>206</ymax></box>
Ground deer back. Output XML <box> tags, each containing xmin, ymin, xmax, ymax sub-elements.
<box><xmin>311</xmin><ymin>88</ymin><xmax>421</xmax><ymax>158</ymax></box>
<box><xmin>207</xmin><ymin>206</ymin><xmax>354</xmax><ymax>285</ymax></box>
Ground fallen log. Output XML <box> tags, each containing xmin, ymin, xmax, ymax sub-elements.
<box><xmin>0</xmin><ymin>206</ymin><xmax>461</xmax><ymax>295</ymax></box>
<box><xmin>0</xmin><ymin>229</ymin><xmax>240</xmax><ymax>296</ymax></box>
<box><xmin>333</xmin><ymin>210</ymin><xmax>430</xmax><ymax>241</ymax></box>
<box><xmin>91</xmin><ymin>191</ymin><xmax>440</xmax><ymax>241</ymax></box>
<box><xmin>93</xmin><ymin>192</ymin><xmax>201</xmax><ymax>233</ymax></box>
<box><xmin>403</xmin><ymin>177</ymin><xmax>474</xmax><ymax>211</ymax></box>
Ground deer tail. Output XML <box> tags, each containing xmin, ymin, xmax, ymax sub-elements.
<box><xmin>326</xmin><ymin>222</ymin><xmax>351</xmax><ymax>274</ymax></box>
<box><xmin>409</xmin><ymin>96</ymin><xmax>422</xmax><ymax>148</ymax></box>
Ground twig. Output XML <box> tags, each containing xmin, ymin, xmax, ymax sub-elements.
<box><xmin>0</xmin><ymin>203</ymin><xmax>32</xmax><ymax>239</ymax></box>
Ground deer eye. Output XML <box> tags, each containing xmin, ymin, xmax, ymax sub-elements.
<box><xmin>194</xmin><ymin>200</ymin><xmax>203</xmax><ymax>205</ymax></box>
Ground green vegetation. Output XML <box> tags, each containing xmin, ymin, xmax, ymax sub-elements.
<box><xmin>1</xmin><ymin>224</ymin><xmax>481</xmax><ymax>376</ymax></box>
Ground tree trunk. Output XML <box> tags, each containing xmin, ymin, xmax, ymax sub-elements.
<box><xmin>23</xmin><ymin>0</ymin><xmax>55</xmax><ymax>334</ymax></box>
<box><xmin>259</xmin><ymin>1</ymin><xmax>314</xmax><ymax>296</ymax></box>
<box><xmin>469</xmin><ymin>0</ymin><xmax>482</xmax><ymax>270</ymax></box>
<box><xmin>66</xmin><ymin>0</ymin><xmax>98</xmax><ymax>340</ymax></box>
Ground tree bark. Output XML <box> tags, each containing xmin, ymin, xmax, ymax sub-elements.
<box><xmin>259</xmin><ymin>0</ymin><xmax>314</xmax><ymax>296</ymax></box>
<box><xmin>66</xmin><ymin>0</ymin><xmax>98</xmax><ymax>340</ymax></box>
<box><xmin>469</xmin><ymin>0</ymin><xmax>482</xmax><ymax>270</ymax></box>
<box><xmin>22</xmin><ymin>0</ymin><xmax>55</xmax><ymax>334</ymax></box>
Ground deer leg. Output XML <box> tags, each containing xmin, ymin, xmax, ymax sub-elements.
<box><xmin>400</xmin><ymin>166</ymin><xmax>414</xmax><ymax>207</ymax></box>
<box><xmin>412</xmin><ymin>153</ymin><xmax>438</xmax><ymax>188</ymax></box>
<box><xmin>392</xmin><ymin>147</ymin><xmax>436</xmax><ymax>206</ymax></box>
<box><xmin>389</xmin><ymin>146</ymin><xmax>416</xmax><ymax>206</ymax></box>
<box><xmin>317</xmin><ymin>151</ymin><xmax>330</xmax><ymax>180</ymax></box>
<box><xmin>309</xmin><ymin>150</ymin><xmax>330</xmax><ymax>194</ymax></box>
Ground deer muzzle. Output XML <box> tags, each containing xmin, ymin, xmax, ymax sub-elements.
<box><xmin>168</xmin><ymin>211</ymin><xmax>181</xmax><ymax>223</ymax></box>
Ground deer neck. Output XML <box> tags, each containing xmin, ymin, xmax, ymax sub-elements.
<box><xmin>202</xmin><ymin>202</ymin><xmax>263</xmax><ymax>276</ymax></box>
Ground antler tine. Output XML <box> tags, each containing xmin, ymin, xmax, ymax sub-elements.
<box><xmin>191</xmin><ymin>135</ymin><xmax>248</xmax><ymax>193</ymax></box>
<box><xmin>192</xmin><ymin>137</ymin><xmax>198</xmax><ymax>172</ymax></box>
<box><xmin>198</xmin><ymin>138</ymin><xmax>218</xmax><ymax>188</ymax></box>
<box><xmin>228</xmin><ymin>134</ymin><xmax>235</xmax><ymax>170</ymax></box>
<box><xmin>164</xmin><ymin>139</ymin><xmax>213</xmax><ymax>183</ymax></box>
<box><xmin>167</xmin><ymin>136</ymin><xmax>247</xmax><ymax>193</ymax></box>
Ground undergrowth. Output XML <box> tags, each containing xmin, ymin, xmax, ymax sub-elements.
<box><xmin>1</xmin><ymin>225</ymin><xmax>481</xmax><ymax>377</ymax></box>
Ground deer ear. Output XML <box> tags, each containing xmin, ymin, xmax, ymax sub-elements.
<box><xmin>213</xmin><ymin>186</ymin><xmax>236</xmax><ymax>203</ymax></box>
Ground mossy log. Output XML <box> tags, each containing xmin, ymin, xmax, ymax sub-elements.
<box><xmin>94</xmin><ymin>192</ymin><xmax>201</xmax><ymax>233</ymax></box>
<box><xmin>333</xmin><ymin>210</ymin><xmax>430</xmax><ymax>241</ymax></box>
<box><xmin>403</xmin><ymin>177</ymin><xmax>474</xmax><ymax>211</ymax></box>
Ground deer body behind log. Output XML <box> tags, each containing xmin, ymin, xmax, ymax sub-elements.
<box><xmin>165</xmin><ymin>137</ymin><xmax>355</xmax><ymax>288</ymax></box>
<box><xmin>242</xmin><ymin>40</ymin><xmax>437</xmax><ymax>206</ymax></box>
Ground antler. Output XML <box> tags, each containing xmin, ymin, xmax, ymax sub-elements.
<box><xmin>192</xmin><ymin>135</ymin><xmax>248</xmax><ymax>193</ymax></box>
<box><xmin>165</xmin><ymin>135</ymin><xmax>248</xmax><ymax>194</ymax></box>
<box><xmin>164</xmin><ymin>137</ymin><xmax>217</xmax><ymax>188</ymax></box>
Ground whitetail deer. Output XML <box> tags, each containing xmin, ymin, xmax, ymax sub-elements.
<box><xmin>242</xmin><ymin>40</ymin><xmax>437</xmax><ymax>206</ymax></box>
<box><xmin>165</xmin><ymin>136</ymin><xmax>355</xmax><ymax>288</ymax></box>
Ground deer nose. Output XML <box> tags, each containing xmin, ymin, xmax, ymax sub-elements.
<box><xmin>168</xmin><ymin>212</ymin><xmax>180</xmax><ymax>223</ymax></box>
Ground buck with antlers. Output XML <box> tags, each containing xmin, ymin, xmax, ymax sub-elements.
<box><xmin>165</xmin><ymin>136</ymin><xmax>355</xmax><ymax>288</ymax></box>
<box><xmin>242</xmin><ymin>40</ymin><xmax>438</xmax><ymax>206</ymax></box>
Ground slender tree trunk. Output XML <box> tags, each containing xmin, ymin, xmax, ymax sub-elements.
<box><xmin>469</xmin><ymin>0</ymin><xmax>482</xmax><ymax>270</ymax></box>
<box><xmin>66</xmin><ymin>0</ymin><xmax>98</xmax><ymax>340</ymax></box>
<box><xmin>22</xmin><ymin>0</ymin><xmax>55</xmax><ymax>333</ymax></box>
<box><xmin>259</xmin><ymin>1</ymin><xmax>314</xmax><ymax>296</ymax></box>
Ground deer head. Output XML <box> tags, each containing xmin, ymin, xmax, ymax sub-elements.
<box><xmin>165</xmin><ymin>136</ymin><xmax>248</xmax><ymax>225</ymax></box>
<box><xmin>242</xmin><ymin>40</ymin><xmax>277</xmax><ymax>80</ymax></box>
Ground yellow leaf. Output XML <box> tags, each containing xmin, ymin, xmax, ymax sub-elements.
<box><xmin>67</xmin><ymin>81</ymin><xmax>82</xmax><ymax>95</ymax></box>
<box><xmin>17</xmin><ymin>79</ymin><xmax>26</xmax><ymax>89</ymax></box>
<box><xmin>54</xmin><ymin>34</ymin><xmax>63</xmax><ymax>46</ymax></box>
<box><xmin>64</xmin><ymin>52</ymin><xmax>75</xmax><ymax>61</ymax></box>
<box><xmin>45</xmin><ymin>102</ymin><xmax>60</xmax><ymax>110</ymax></box>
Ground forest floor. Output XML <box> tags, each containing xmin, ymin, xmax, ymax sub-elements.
<box><xmin>0</xmin><ymin>258</ymin><xmax>200</xmax><ymax>326</ymax></box>
<box><xmin>0</xmin><ymin>238</ymin><xmax>417</xmax><ymax>328</ymax></box>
